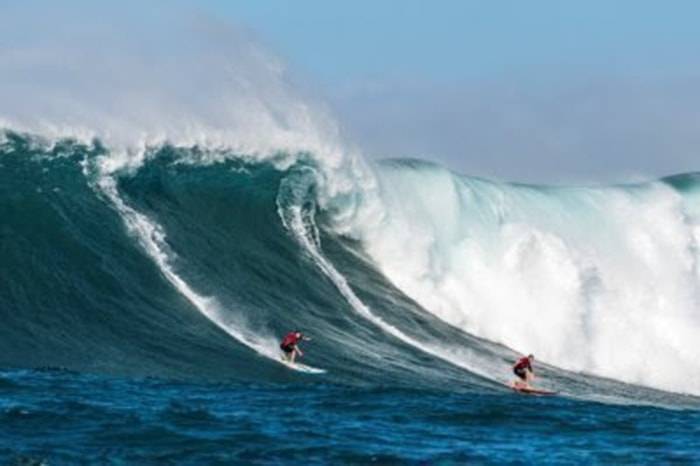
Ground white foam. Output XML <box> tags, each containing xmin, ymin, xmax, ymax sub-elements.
<box><xmin>339</xmin><ymin>163</ymin><xmax>700</xmax><ymax>395</ymax></box>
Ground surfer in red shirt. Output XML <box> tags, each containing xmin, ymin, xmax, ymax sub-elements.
<box><xmin>280</xmin><ymin>331</ymin><xmax>310</xmax><ymax>364</ymax></box>
<box><xmin>512</xmin><ymin>354</ymin><xmax>535</xmax><ymax>389</ymax></box>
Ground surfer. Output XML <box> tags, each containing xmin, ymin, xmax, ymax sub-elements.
<box><xmin>279</xmin><ymin>331</ymin><xmax>310</xmax><ymax>364</ymax></box>
<box><xmin>512</xmin><ymin>354</ymin><xmax>535</xmax><ymax>389</ymax></box>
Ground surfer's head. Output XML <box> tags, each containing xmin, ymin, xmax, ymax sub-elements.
<box><xmin>528</xmin><ymin>354</ymin><xmax>534</xmax><ymax>360</ymax></box>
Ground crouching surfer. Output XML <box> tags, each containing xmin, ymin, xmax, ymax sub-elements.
<box><xmin>280</xmin><ymin>331</ymin><xmax>311</xmax><ymax>364</ymax></box>
<box><xmin>512</xmin><ymin>354</ymin><xmax>535</xmax><ymax>389</ymax></box>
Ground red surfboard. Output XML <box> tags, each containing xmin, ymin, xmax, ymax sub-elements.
<box><xmin>513</xmin><ymin>387</ymin><xmax>557</xmax><ymax>396</ymax></box>
<box><xmin>508</xmin><ymin>382</ymin><xmax>557</xmax><ymax>396</ymax></box>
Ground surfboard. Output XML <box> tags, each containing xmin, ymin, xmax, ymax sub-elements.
<box><xmin>279</xmin><ymin>357</ymin><xmax>326</xmax><ymax>374</ymax></box>
<box><xmin>508</xmin><ymin>382</ymin><xmax>557</xmax><ymax>396</ymax></box>
<box><xmin>512</xmin><ymin>386</ymin><xmax>557</xmax><ymax>396</ymax></box>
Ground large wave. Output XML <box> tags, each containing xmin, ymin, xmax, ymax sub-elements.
<box><xmin>1</xmin><ymin>6</ymin><xmax>699</xmax><ymax>402</ymax></box>
<box><xmin>0</xmin><ymin>133</ymin><xmax>488</xmax><ymax>391</ymax></box>
<box><xmin>2</xmin><ymin>131</ymin><xmax>699</xmax><ymax>403</ymax></box>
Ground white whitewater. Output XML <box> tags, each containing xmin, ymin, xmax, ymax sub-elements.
<box><xmin>336</xmin><ymin>161</ymin><xmax>700</xmax><ymax>395</ymax></box>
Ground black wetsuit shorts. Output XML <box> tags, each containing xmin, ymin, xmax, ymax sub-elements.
<box><xmin>280</xmin><ymin>343</ymin><xmax>294</xmax><ymax>354</ymax></box>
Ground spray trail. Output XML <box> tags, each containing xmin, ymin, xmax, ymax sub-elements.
<box><xmin>96</xmin><ymin>174</ymin><xmax>283</xmax><ymax>362</ymax></box>
<box><xmin>277</xmin><ymin>169</ymin><xmax>503</xmax><ymax>384</ymax></box>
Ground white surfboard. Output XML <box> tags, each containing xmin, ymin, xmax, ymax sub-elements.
<box><xmin>279</xmin><ymin>357</ymin><xmax>326</xmax><ymax>374</ymax></box>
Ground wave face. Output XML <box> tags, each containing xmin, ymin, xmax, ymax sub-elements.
<box><xmin>1</xmin><ymin>131</ymin><xmax>699</xmax><ymax>402</ymax></box>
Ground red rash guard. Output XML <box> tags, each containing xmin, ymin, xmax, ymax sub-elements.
<box><xmin>281</xmin><ymin>333</ymin><xmax>301</xmax><ymax>348</ymax></box>
<box><xmin>514</xmin><ymin>357</ymin><xmax>532</xmax><ymax>372</ymax></box>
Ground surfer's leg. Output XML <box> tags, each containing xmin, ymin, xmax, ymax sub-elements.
<box><xmin>525</xmin><ymin>370</ymin><xmax>534</xmax><ymax>388</ymax></box>
<box><xmin>281</xmin><ymin>346</ymin><xmax>293</xmax><ymax>362</ymax></box>
<box><xmin>289</xmin><ymin>349</ymin><xmax>297</xmax><ymax>364</ymax></box>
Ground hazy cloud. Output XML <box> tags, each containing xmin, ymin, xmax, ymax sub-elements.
<box><xmin>326</xmin><ymin>76</ymin><xmax>700</xmax><ymax>183</ymax></box>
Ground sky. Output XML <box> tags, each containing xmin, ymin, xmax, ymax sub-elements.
<box><xmin>3</xmin><ymin>1</ymin><xmax>700</xmax><ymax>182</ymax></box>
<box><xmin>196</xmin><ymin>0</ymin><xmax>700</xmax><ymax>182</ymax></box>
<box><xmin>206</xmin><ymin>1</ymin><xmax>700</xmax><ymax>82</ymax></box>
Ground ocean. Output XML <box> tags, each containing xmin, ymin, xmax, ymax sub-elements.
<box><xmin>1</xmin><ymin>131</ymin><xmax>699</xmax><ymax>464</ymax></box>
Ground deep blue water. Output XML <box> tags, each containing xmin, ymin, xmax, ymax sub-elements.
<box><xmin>2</xmin><ymin>368</ymin><xmax>699</xmax><ymax>465</ymax></box>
